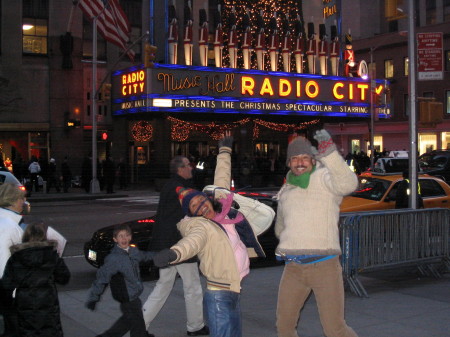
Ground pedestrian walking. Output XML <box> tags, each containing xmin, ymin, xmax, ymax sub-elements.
<box><xmin>28</xmin><ymin>156</ymin><xmax>41</xmax><ymax>192</ymax></box>
<box><xmin>81</xmin><ymin>155</ymin><xmax>92</xmax><ymax>193</ymax></box>
<box><xmin>117</xmin><ymin>157</ymin><xmax>128</xmax><ymax>190</ymax></box>
<box><xmin>142</xmin><ymin>155</ymin><xmax>209</xmax><ymax>336</ymax></box>
<box><xmin>47</xmin><ymin>158</ymin><xmax>61</xmax><ymax>193</ymax></box>
<box><xmin>85</xmin><ymin>224</ymin><xmax>155</xmax><ymax>337</ymax></box>
<box><xmin>153</xmin><ymin>133</ymin><xmax>274</xmax><ymax>337</ymax></box>
<box><xmin>103</xmin><ymin>156</ymin><xmax>115</xmax><ymax>194</ymax></box>
<box><xmin>2</xmin><ymin>221</ymin><xmax>70</xmax><ymax>337</ymax></box>
<box><xmin>275</xmin><ymin>130</ymin><xmax>359</xmax><ymax>337</ymax></box>
<box><xmin>61</xmin><ymin>157</ymin><xmax>72</xmax><ymax>193</ymax></box>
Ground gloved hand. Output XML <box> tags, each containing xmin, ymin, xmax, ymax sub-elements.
<box><xmin>313</xmin><ymin>129</ymin><xmax>336</xmax><ymax>158</ymax></box>
<box><xmin>218</xmin><ymin>135</ymin><xmax>233</xmax><ymax>149</ymax></box>
<box><xmin>85</xmin><ymin>300</ymin><xmax>97</xmax><ymax>311</ymax></box>
<box><xmin>154</xmin><ymin>249</ymin><xmax>177</xmax><ymax>268</ymax></box>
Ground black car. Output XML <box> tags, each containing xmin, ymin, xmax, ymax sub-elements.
<box><xmin>419</xmin><ymin>150</ymin><xmax>450</xmax><ymax>182</ymax></box>
<box><xmin>84</xmin><ymin>190</ymin><xmax>280</xmax><ymax>270</ymax></box>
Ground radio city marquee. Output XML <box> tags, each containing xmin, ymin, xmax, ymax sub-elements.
<box><xmin>112</xmin><ymin>64</ymin><xmax>388</xmax><ymax>118</ymax></box>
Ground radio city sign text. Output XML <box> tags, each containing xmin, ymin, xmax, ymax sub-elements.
<box><xmin>114</xmin><ymin>67</ymin><xmax>380</xmax><ymax>115</ymax></box>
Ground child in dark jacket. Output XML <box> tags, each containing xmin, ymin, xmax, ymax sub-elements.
<box><xmin>2</xmin><ymin>221</ymin><xmax>71</xmax><ymax>337</ymax></box>
<box><xmin>85</xmin><ymin>223</ymin><xmax>155</xmax><ymax>337</ymax></box>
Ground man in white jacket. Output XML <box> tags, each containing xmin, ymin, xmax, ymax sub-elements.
<box><xmin>275</xmin><ymin>130</ymin><xmax>359</xmax><ymax>337</ymax></box>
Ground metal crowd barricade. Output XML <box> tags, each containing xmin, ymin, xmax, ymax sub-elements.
<box><xmin>339</xmin><ymin>208</ymin><xmax>450</xmax><ymax>297</ymax></box>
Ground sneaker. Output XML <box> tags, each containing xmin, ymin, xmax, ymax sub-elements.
<box><xmin>187</xmin><ymin>325</ymin><xmax>209</xmax><ymax>336</ymax></box>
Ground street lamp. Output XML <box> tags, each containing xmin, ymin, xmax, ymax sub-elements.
<box><xmin>407</xmin><ymin>0</ymin><xmax>418</xmax><ymax>209</ymax></box>
<box><xmin>369</xmin><ymin>47</ymin><xmax>377</xmax><ymax>170</ymax></box>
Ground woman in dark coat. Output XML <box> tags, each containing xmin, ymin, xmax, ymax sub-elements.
<box><xmin>2</xmin><ymin>221</ymin><xmax>71</xmax><ymax>337</ymax></box>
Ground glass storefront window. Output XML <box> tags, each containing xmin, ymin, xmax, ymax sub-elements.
<box><xmin>374</xmin><ymin>135</ymin><xmax>383</xmax><ymax>153</ymax></box>
<box><xmin>419</xmin><ymin>133</ymin><xmax>437</xmax><ymax>154</ymax></box>
<box><xmin>351</xmin><ymin>139</ymin><xmax>360</xmax><ymax>154</ymax></box>
<box><xmin>29</xmin><ymin>132</ymin><xmax>48</xmax><ymax>159</ymax></box>
<box><xmin>441</xmin><ymin>132</ymin><xmax>450</xmax><ymax>150</ymax></box>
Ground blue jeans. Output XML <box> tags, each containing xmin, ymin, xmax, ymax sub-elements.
<box><xmin>204</xmin><ymin>289</ymin><xmax>241</xmax><ymax>337</ymax></box>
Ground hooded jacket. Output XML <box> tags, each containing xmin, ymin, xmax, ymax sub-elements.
<box><xmin>2</xmin><ymin>241</ymin><xmax>70</xmax><ymax>337</ymax></box>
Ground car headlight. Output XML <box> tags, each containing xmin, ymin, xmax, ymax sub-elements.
<box><xmin>88</xmin><ymin>249</ymin><xmax>97</xmax><ymax>261</ymax></box>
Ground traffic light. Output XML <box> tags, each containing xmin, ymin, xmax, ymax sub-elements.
<box><xmin>144</xmin><ymin>43</ymin><xmax>157</xmax><ymax>68</ymax></box>
<box><xmin>97</xmin><ymin>131</ymin><xmax>109</xmax><ymax>141</ymax></box>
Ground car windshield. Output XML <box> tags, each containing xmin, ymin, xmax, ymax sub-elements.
<box><xmin>350</xmin><ymin>177</ymin><xmax>391</xmax><ymax>201</ymax></box>
<box><xmin>419</xmin><ymin>154</ymin><xmax>448</xmax><ymax>170</ymax></box>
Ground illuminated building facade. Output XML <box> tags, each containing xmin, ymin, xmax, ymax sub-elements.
<box><xmin>0</xmin><ymin>0</ymin><xmax>449</xmax><ymax>185</ymax></box>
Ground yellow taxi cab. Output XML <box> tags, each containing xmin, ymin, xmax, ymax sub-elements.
<box><xmin>340</xmin><ymin>172</ymin><xmax>450</xmax><ymax>212</ymax></box>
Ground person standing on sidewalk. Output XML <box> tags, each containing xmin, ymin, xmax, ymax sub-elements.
<box><xmin>61</xmin><ymin>157</ymin><xmax>72</xmax><ymax>193</ymax></box>
<box><xmin>28</xmin><ymin>156</ymin><xmax>41</xmax><ymax>193</ymax></box>
<box><xmin>0</xmin><ymin>183</ymin><xmax>27</xmax><ymax>336</ymax></box>
<box><xmin>142</xmin><ymin>156</ymin><xmax>209</xmax><ymax>336</ymax></box>
<box><xmin>275</xmin><ymin>130</ymin><xmax>359</xmax><ymax>337</ymax></box>
<box><xmin>47</xmin><ymin>158</ymin><xmax>61</xmax><ymax>193</ymax></box>
<box><xmin>153</xmin><ymin>133</ymin><xmax>271</xmax><ymax>337</ymax></box>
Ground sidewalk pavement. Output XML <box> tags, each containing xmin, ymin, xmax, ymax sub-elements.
<box><xmin>58</xmin><ymin>265</ymin><xmax>450</xmax><ymax>337</ymax></box>
<box><xmin>28</xmin><ymin>185</ymin><xmax>450</xmax><ymax>336</ymax></box>
<box><xmin>27</xmin><ymin>183</ymin><xmax>157</xmax><ymax>203</ymax></box>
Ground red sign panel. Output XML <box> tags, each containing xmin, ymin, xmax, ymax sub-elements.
<box><xmin>417</xmin><ymin>32</ymin><xmax>443</xmax><ymax>80</ymax></box>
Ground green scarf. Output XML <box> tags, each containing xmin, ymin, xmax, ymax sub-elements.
<box><xmin>287</xmin><ymin>166</ymin><xmax>315</xmax><ymax>189</ymax></box>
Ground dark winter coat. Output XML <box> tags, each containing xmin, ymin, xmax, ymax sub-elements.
<box><xmin>2</xmin><ymin>241</ymin><xmax>70</xmax><ymax>337</ymax></box>
<box><xmin>87</xmin><ymin>245</ymin><xmax>154</xmax><ymax>303</ymax></box>
<box><xmin>150</xmin><ymin>174</ymin><xmax>195</xmax><ymax>251</ymax></box>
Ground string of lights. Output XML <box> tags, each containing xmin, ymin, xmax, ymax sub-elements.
<box><xmin>220</xmin><ymin>0</ymin><xmax>305</xmax><ymax>70</ymax></box>
<box><xmin>132</xmin><ymin>116</ymin><xmax>320</xmax><ymax>142</ymax></box>
<box><xmin>131</xmin><ymin>120</ymin><xmax>153</xmax><ymax>142</ymax></box>
<box><xmin>167</xmin><ymin>115</ymin><xmax>320</xmax><ymax>141</ymax></box>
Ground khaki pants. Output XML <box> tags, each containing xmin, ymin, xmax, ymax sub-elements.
<box><xmin>276</xmin><ymin>257</ymin><xmax>358</xmax><ymax>337</ymax></box>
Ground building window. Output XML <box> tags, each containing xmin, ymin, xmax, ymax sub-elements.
<box><xmin>441</xmin><ymin>132</ymin><xmax>450</xmax><ymax>149</ymax></box>
<box><xmin>419</xmin><ymin>133</ymin><xmax>437</xmax><ymax>154</ymax></box>
<box><xmin>446</xmin><ymin>90</ymin><xmax>450</xmax><ymax>115</ymax></box>
<box><xmin>23</xmin><ymin>0</ymin><xmax>49</xmax><ymax>55</ymax></box>
<box><xmin>426</xmin><ymin>0</ymin><xmax>437</xmax><ymax>25</ymax></box>
<box><xmin>384</xmin><ymin>59</ymin><xmax>394</xmax><ymax>78</ymax></box>
<box><xmin>120</xmin><ymin>0</ymin><xmax>142</xmax><ymax>59</ymax></box>
<box><xmin>29</xmin><ymin>132</ymin><xmax>48</xmax><ymax>160</ymax></box>
<box><xmin>374</xmin><ymin>135</ymin><xmax>383</xmax><ymax>154</ymax></box>
<box><xmin>404</xmin><ymin>57</ymin><xmax>409</xmax><ymax>76</ymax></box>
<box><xmin>82</xmin><ymin>18</ymin><xmax>107</xmax><ymax>60</ymax></box>
<box><xmin>351</xmin><ymin>139</ymin><xmax>360</xmax><ymax>154</ymax></box>
<box><xmin>445</xmin><ymin>0</ymin><xmax>450</xmax><ymax>21</ymax></box>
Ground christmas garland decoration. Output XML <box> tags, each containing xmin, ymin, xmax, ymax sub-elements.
<box><xmin>131</xmin><ymin>120</ymin><xmax>153</xmax><ymax>142</ymax></box>
<box><xmin>167</xmin><ymin>116</ymin><xmax>320</xmax><ymax>141</ymax></box>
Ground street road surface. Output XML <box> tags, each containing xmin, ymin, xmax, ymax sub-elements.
<box><xmin>26</xmin><ymin>192</ymin><xmax>159</xmax><ymax>290</ymax></box>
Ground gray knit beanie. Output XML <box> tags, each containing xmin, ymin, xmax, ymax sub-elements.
<box><xmin>286</xmin><ymin>137</ymin><xmax>314</xmax><ymax>165</ymax></box>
